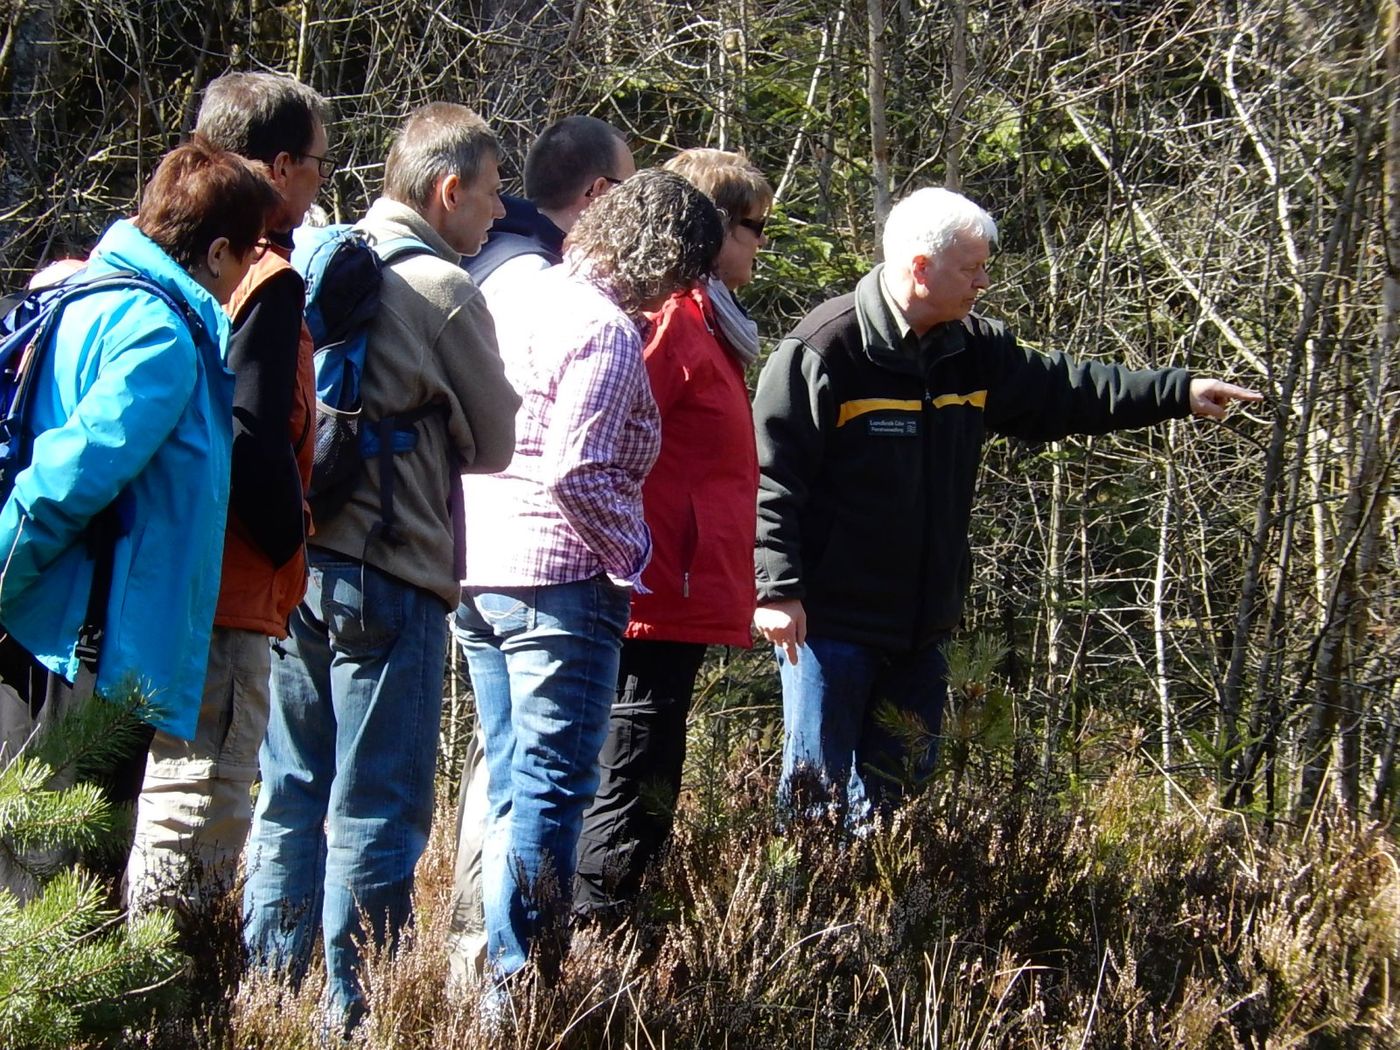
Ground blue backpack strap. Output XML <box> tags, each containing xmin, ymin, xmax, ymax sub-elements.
<box><xmin>463</xmin><ymin>231</ymin><xmax>558</xmax><ymax>286</ymax></box>
<box><xmin>41</xmin><ymin>272</ymin><xmax>202</xmax><ymax>344</ymax></box>
<box><xmin>373</xmin><ymin>236</ymin><xmax>435</xmax><ymax>266</ymax></box>
<box><xmin>2</xmin><ymin>272</ymin><xmax>202</xmax><ymax>465</ymax></box>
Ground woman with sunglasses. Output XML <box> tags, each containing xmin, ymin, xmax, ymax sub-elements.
<box><xmin>573</xmin><ymin>148</ymin><xmax>773</xmax><ymax>920</ymax></box>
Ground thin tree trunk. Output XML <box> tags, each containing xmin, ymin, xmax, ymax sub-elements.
<box><xmin>1041</xmin><ymin>445</ymin><xmax>1065</xmax><ymax>775</ymax></box>
<box><xmin>1219</xmin><ymin>137</ymin><xmax>1364</xmax><ymax>799</ymax></box>
<box><xmin>1371</xmin><ymin>680</ymin><xmax>1400</xmax><ymax>820</ymax></box>
<box><xmin>1153</xmin><ymin>454</ymin><xmax>1175</xmax><ymax>809</ymax></box>
<box><xmin>774</xmin><ymin>9</ymin><xmax>844</xmax><ymax>204</ymax></box>
<box><xmin>1370</xmin><ymin>0</ymin><xmax>1400</xmax><ymax>821</ymax></box>
<box><xmin>944</xmin><ymin>0</ymin><xmax>966</xmax><ymax>191</ymax></box>
<box><xmin>866</xmin><ymin>0</ymin><xmax>892</xmax><ymax>243</ymax></box>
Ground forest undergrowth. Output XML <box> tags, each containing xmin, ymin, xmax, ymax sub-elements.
<box><xmin>119</xmin><ymin>694</ymin><xmax>1399</xmax><ymax>1050</ymax></box>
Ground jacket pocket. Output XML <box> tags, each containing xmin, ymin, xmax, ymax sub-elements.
<box><xmin>679</xmin><ymin>497</ymin><xmax>700</xmax><ymax>599</ymax></box>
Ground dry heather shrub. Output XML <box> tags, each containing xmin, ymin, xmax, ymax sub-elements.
<box><xmin>213</xmin><ymin>751</ymin><xmax>1398</xmax><ymax>1050</ymax></box>
<box><xmin>227</xmin><ymin>967</ymin><xmax>326</xmax><ymax>1050</ymax></box>
<box><xmin>224</xmin><ymin>795</ymin><xmax>460</xmax><ymax>1050</ymax></box>
<box><xmin>356</xmin><ymin>812</ymin><xmax>457</xmax><ymax>1049</ymax></box>
<box><xmin>1237</xmin><ymin>818</ymin><xmax>1400</xmax><ymax>1045</ymax></box>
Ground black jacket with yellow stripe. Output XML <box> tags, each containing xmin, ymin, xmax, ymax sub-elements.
<box><xmin>753</xmin><ymin>265</ymin><xmax>1191</xmax><ymax>651</ymax></box>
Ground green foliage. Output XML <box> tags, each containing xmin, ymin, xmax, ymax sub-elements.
<box><xmin>0</xmin><ymin>758</ymin><xmax>112</xmax><ymax>856</ymax></box>
<box><xmin>0</xmin><ymin>689</ymin><xmax>184</xmax><ymax>1048</ymax></box>
<box><xmin>0</xmin><ymin>870</ymin><xmax>182</xmax><ymax>1048</ymax></box>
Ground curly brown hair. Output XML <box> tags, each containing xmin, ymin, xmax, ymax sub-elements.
<box><xmin>565</xmin><ymin>169</ymin><xmax>724</xmax><ymax>317</ymax></box>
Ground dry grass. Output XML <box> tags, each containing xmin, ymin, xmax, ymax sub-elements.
<box><xmin>165</xmin><ymin>749</ymin><xmax>1400</xmax><ymax>1050</ymax></box>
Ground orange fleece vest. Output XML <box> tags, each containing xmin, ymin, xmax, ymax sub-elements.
<box><xmin>214</xmin><ymin>249</ymin><xmax>315</xmax><ymax>638</ymax></box>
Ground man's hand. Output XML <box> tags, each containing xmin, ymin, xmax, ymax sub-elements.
<box><xmin>1189</xmin><ymin>378</ymin><xmax>1264</xmax><ymax>420</ymax></box>
<box><xmin>754</xmin><ymin>599</ymin><xmax>807</xmax><ymax>666</ymax></box>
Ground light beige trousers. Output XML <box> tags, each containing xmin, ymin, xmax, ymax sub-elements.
<box><xmin>124</xmin><ymin>627</ymin><xmax>271</xmax><ymax>913</ymax></box>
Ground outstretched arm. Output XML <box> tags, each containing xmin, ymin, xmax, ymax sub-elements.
<box><xmin>1189</xmin><ymin>378</ymin><xmax>1264</xmax><ymax>420</ymax></box>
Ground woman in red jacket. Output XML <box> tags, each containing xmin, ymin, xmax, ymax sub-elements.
<box><xmin>574</xmin><ymin>149</ymin><xmax>771</xmax><ymax>917</ymax></box>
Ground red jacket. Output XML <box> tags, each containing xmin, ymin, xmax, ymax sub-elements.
<box><xmin>626</xmin><ymin>286</ymin><xmax>757</xmax><ymax>647</ymax></box>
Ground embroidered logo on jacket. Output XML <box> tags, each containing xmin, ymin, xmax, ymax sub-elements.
<box><xmin>867</xmin><ymin>416</ymin><xmax>919</xmax><ymax>437</ymax></box>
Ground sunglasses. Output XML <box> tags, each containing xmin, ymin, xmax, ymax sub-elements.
<box><xmin>250</xmin><ymin>238</ymin><xmax>275</xmax><ymax>260</ymax></box>
<box><xmin>735</xmin><ymin>216</ymin><xmax>768</xmax><ymax>238</ymax></box>
<box><xmin>302</xmin><ymin>152</ymin><xmax>340</xmax><ymax>179</ymax></box>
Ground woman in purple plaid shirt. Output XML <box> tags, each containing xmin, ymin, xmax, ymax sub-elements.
<box><xmin>458</xmin><ymin>169</ymin><xmax>724</xmax><ymax>982</ymax></box>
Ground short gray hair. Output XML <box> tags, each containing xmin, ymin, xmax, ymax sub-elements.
<box><xmin>195</xmin><ymin>72</ymin><xmax>330</xmax><ymax>163</ymax></box>
<box><xmin>383</xmin><ymin>103</ymin><xmax>499</xmax><ymax>210</ymax></box>
<box><xmin>882</xmin><ymin>187</ymin><xmax>998</xmax><ymax>265</ymax></box>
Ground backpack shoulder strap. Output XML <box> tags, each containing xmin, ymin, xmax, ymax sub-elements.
<box><xmin>52</xmin><ymin>272</ymin><xmax>203</xmax><ymax>343</ymax></box>
<box><xmin>464</xmin><ymin>232</ymin><xmax>557</xmax><ymax>286</ymax></box>
<box><xmin>373</xmin><ymin>236</ymin><xmax>435</xmax><ymax>267</ymax></box>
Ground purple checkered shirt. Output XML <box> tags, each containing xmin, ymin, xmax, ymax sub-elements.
<box><xmin>462</xmin><ymin>266</ymin><xmax>660</xmax><ymax>587</ymax></box>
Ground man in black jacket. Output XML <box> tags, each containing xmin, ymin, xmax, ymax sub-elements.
<box><xmin>464</xmin><ymin>115</ymin><xmax>634</xmax><ymax>288</ymax></box>
<box><xmin>752</xmin><ymin>186</ymin><xmax>1260</xmax><ymax>821</ymax></box>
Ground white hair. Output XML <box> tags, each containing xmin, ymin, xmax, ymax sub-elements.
<box><xmin>882</xmin><ymin>187</ymin><xmax>998</xmax><ymax>265</ymax></box>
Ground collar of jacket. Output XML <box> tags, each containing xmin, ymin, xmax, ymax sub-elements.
<box><xmin>359</xmin><ymin>197</ymin><xmax>463</xmax><ymax>264</ymax></box>
<box><xmin>269</xmin><ymin>228</ymin><xmax>296</xmax><ymax>254</ymax></box>
<box><xmin>854</xmin><ymin>264</ymin><xmax>969</xmax><ymax>377</ymax></box>
<box><xmin>88</xmin><ymin>218</ymin><xmax>231</xmax><ymax>360</ymax></box>
<box><xmin>491</xmin><ymin>193</ymin><xmax>566</xmax><ymax>257</ymax></box>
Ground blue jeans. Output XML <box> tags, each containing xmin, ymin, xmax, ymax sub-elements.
<box><xmin>242</xmin><ymin>549</ymin><xmax>448</xmax><ymax>1030</ymax></box>
<box><xmin>778</xmin><ymin>634</ymin><xmax>949</xmax><ymax>824</ymax></box>
<box><xmin>457</xmin><ymin>575</ymin><xmax>630</xmax><ymax>978</ymax></box>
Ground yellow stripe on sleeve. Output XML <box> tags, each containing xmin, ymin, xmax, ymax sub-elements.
<box><xmin>835</xmin><ymin>391</ymin><xmax>987</xmax><ymax>427</ymax></box>
<box><xmin>930</xmin><ymin>390</ymin><xmax>987</xmax><ymax>410</ymax></box>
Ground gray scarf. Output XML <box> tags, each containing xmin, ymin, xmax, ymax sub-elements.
<box><xmin>707</xmin><ymin>276</ymin><xmax>760</xmax><ymax>366</ymax></box>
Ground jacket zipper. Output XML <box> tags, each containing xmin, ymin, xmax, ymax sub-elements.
<box><xmin>681</xmin><ymin>496</ymin><xmax>699</xmax><ymax>598</ymax></box>
<box><xmin>913</xmin><ymin>385</ymin><xmax>935</xmax><ymax>649</ymax></box>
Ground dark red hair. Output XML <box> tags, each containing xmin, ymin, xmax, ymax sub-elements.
<box><xmin>134</xmin><ymin>135</ymin><xmax>280</xmax><ymax>271</ymax></box>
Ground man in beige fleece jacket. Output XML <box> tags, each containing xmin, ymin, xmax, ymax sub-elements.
<box><xmin>241</xmin><ymin>102</ymin><xmax>520</xmax><ymax>1036</ymax></box>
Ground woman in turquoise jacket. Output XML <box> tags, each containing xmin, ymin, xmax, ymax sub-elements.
<box><xmin>0</xmin><ymin>139</ymin><xmax>278</xmax><ymax>764</ymax></box>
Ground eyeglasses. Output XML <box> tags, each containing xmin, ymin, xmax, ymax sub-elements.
<box><xmin>250</xmin><ymin>238</ymin><xmax>274</xmax><ymax>260</ymax></box>
<box><xmin>585</xmin><ymin>175</ymin><xmax>625</xmax><ymax>199</ymax></box>
<box><xmin>301</xmin><ymin>152</ymin><xmax>339</xmax><ymax>179</ymax></box>
<box><xmin>735</xmin><ymin>216</ymin><xmax>768</xmax><ymax>238</ymax></box>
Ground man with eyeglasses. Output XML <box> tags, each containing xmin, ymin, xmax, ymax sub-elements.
<box><xmin>124</xmin><ymin>71</ymin><xmax>333</xmax><ymax>915</ymax></box>
<box><xmin>464</xmin><ymin>115</ymin><xmax>633</xmax><ymax>301</ymax></box>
